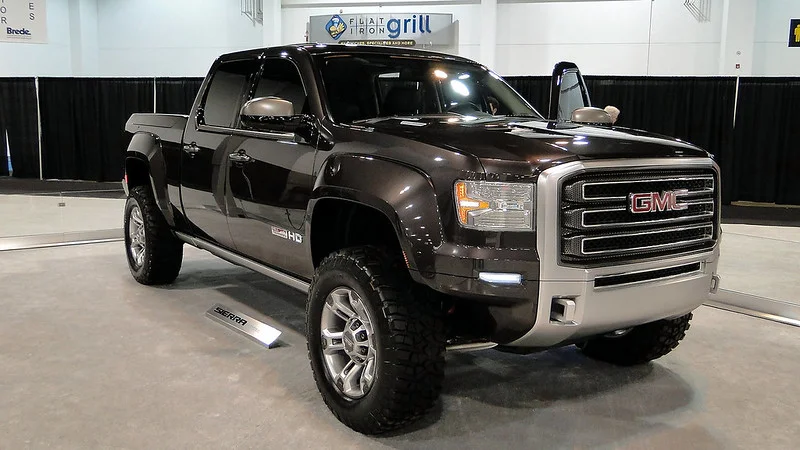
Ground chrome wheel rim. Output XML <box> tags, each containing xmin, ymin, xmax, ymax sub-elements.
<box><xmin>320</xmin><ymin>287</ymin><xmax>377</xmax><ymax>400</ymax></box>
<box><xmin>128</xmin><ymin>205</ymin><xmax>146</xmax><ymax>268</ymax></box>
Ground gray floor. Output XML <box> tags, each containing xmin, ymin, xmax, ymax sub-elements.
<box><xmin>2</xmin><ymin>243</ymin><xmax>800</xmax><ymax>449</ymax></box>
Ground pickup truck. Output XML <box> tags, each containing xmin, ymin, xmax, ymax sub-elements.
<box><xmin>123</xmin><ymin>44</ymin><xmax>721</xmax><ymax>434</ymax></box>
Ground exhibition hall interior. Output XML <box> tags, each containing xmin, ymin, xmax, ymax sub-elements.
<box><xmin>2</xmin><ymin>0</ymin><xmax>800</xmax><ymax>448</ymax></box>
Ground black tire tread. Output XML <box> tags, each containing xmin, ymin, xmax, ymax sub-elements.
<box><xmin>126</xmin><ymin>185</ymin><xmax>183</xmax><ymax>285</ymax></box>
<box><xmin>579</xmin><ymin>313</ymin><xmax>693</xmax><ymax>366</ymax></box>
<box><xmin>306</xmin><ymin>246</ymin><xmax>445</xmax><ymax>434</ymax></box>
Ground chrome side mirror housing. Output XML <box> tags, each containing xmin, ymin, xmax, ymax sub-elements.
<box><xmin>240</xmin><ymin>97</ymin><xmax>297</xmax><ymax>131</ymax></box>
<box><xmin>571</xmin><ymin>107</ymin><xmax>613</xmax><ymax>126</ymax></box>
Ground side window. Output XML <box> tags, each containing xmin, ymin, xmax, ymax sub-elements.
<box><xmin>202</xmin><ymin>59</ymin><xmax>259</xmax><ymax>128</ymax></box>
<box><xmin>250</xmin><ymin>58</ymin><xmax>307</xmax><ymax>117</ymax></box>
<box><xmin>557</xmin><ymin>70</ymin><xmax>589</xmax><ymax>121</ymax></box>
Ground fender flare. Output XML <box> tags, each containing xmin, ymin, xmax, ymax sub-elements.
<box><xmin>311</xmin><ymin>154</ymin><xmax>444</xmax><ymax>276</ymax></box>
<box><xmin>125</xmin><ymin>132</ymin><xmax>175</xmax><ymax>226</ymax></box>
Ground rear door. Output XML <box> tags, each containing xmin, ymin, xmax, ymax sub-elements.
<box><xmin>548</xmin><ymin>62</ymin><xmax>592</xmax><ymax>121</ymax></box>
<box><xmin>181</xmin><ymin>58</ymin><xmax>261</xmax><ymax>248</ymax></box>
<box><xmin>226</xmin><ymin>56</ymin><xmax>317</xmax><ymax>279</ymax></box>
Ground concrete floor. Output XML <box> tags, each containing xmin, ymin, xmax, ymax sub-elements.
<box><xmin>718</xmin><ymin>223</ymin><xmax>800</xmax><ymax>306</ymax></box>
<box><xmin>2</xmin><ymin>243</ymin><xmax>799</xmax><ymax>449</ymax></box>
<box><xmin>0</xmin><ymin>194</ymin><xmax>124</xmax><ymax>237</ymax></box>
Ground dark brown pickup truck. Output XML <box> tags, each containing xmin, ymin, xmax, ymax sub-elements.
<box><xmin>123</xmin><ymin>44</ymin><xmax>721</xmax><ymax>434</ymax></box>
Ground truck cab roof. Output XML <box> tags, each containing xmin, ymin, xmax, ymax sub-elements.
<box><xmin>217</xmin><ymin>43</ymin><xmax>480</xmax><ymax>65</ymax></box>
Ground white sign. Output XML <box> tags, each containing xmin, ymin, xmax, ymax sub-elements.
<box><xmin>309</xmin><ymin>13</ymin><xmax>453</xmax><ymax>47</ymax></box>
<box><xmin>0</xmin><ymin>0</ymin><xmax>47</xmax><ymax>44</ymax></box>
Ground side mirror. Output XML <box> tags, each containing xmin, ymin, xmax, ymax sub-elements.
<box><xmin>240</xmin><ymin>96</ymin><xmax>297</xmax><ymax>131</ymax></box>
<box><xmin>570</xmin><ymin>107</ymin><xmax>613</xmax><ymax>126</ymax></box>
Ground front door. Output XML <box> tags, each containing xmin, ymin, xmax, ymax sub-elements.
<box><xmin>181</xmin><ymin>58</ymin><xmax>260</xmax><ymax>249</ymax></box>
<box><xmin>548</xmin><ymin>61</ymin><xmax>592</xmax><ymax>121</ymax></box>
<box><xmin>226</xmin><ymin>57</ymin><xmax>317</xmax><ymax>279</ymax></box>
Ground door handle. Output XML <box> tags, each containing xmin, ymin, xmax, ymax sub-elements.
<box><xmin>183</xmin><ymin>143</ymin><xmax>200</xmax><ymax>156</ymax></box>
<box><xmin>229</xmin><ymin>150</ymin><xmax>254</xmax><ymax>164</ymax></box>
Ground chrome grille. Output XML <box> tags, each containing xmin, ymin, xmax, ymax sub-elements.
<box><xmin>560</xmin><ymin>168</ymin><xmax>718</xmax><ymax>264</ymax></box>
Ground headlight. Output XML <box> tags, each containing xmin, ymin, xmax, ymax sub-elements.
<box><xmin>454</xmin><ymin>180</ymin><xmax>534</xmax><ymax>231</ymax></box>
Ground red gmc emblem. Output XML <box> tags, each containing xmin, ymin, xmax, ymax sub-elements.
<box><xmin>629</xmin><ymin>189</ymin><xmax>689</xmax><ymax>214</ymax></box>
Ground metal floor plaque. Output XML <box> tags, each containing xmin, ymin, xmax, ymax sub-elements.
<box><xmin>206</xmin><ymin>303</ymin><xmax>282</xmax><ymax>348</ymax></box>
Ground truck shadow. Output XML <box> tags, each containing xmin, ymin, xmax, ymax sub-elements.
<box><xmin>169</xmin><ymin>258</ymin><xmax>714</xmax><ymax>448</ymax></box>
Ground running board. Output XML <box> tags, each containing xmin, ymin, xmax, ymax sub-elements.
<box><xmin>174</xmin><ymin>231</ymin><xmax>310</xmax><ymax>293</ymax></box>
<box><xmin>446</xmin><ymin>341</ymin><xmax>497</xmax><ymax>352</ymax></box>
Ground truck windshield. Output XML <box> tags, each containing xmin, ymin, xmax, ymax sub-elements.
<box><xmin>314</xmin><ymin>54</ymin><xmax>542</xmax><ymax>124</ymax></box>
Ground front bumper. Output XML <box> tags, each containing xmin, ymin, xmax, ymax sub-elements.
<box><xmin>508</xmin><ymin>248</ymin><xmax>719</xmax><ymax>347</ymax></box>
<box><xmin>425</xmin><ymin>157</ymin><xmax>721</xmax><ymax>347</ymax></box>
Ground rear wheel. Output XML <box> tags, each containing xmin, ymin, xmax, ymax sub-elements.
<box><xmin>306</xmin><ymin>246</ymin><xmax>445</xmax><ymax>434</ymax></box>
<box><xmin>578</xmin><ymin>313</ymin><xmax>693</xmax><ymax>366</ymax></box>
<box><xmin>124</xmin><ymin>185</ymin><xmax>183</xmax><ymax>285</ymax></box>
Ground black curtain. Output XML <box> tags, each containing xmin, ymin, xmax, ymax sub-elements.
<box><xmin>504</xmin><ymin>76</ymin><xmax>551</xmax><ymax>117</ymax></box>
<box><xmin>730</xmin><ymin>78</ymin><xmax>800</xmax><ymax>205</ymax></box>
<box><xmin>506</xmin><ymin>75</ymin><xmax>737</xmax><ymax>203</ymax></box>
<box><xmin>0</xmin><ymin>78</ymin><xmax>39</xmax><ymax>178</ymax></box>
<box><xmin>156</xmin><ymin>77</ymin><xmax>204</xmax><ymax>114</ymax></box>
<box><xmin>584</xmin><ymin>76</ymin><xmax>737</xmax><ymax>203</ymax></box>
<box><xmin>38</xmin><ymin>78</ymin><xmax>154</xmax><ymax>181</ymax></box>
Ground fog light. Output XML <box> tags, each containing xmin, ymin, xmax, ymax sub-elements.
<box><xmin>478</xmin><ymin>272</ymin><xmax>522</xmax><ymax>285</ymax></box>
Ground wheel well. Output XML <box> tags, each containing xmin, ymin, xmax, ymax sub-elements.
<box><xmin>310</xmin><ymin>199</ymin><xmax>403</xmax><ymax>268</ymax></box>
<box><xmin>125</xmin><ymin>157</ymin><xmax>150</xmax><ymax>189</ymax></box>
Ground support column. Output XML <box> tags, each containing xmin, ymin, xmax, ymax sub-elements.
<box><xmin>67</xmin><ymin>0</ymin><xmax>99</xmax><ymax>76</ymax></box>
<box><xmin>718</xmin><ymin>0</ymin><xmax>757</xmax><ymax>76</ymax></box>
<box><xmin>263</xmin><ymin>0</ymin><xmax>282</xmax><ymax>47</ymax></box>
<box><xmin>479</xmin><ymin>0</ymin><xmax>497</xmax><ymax>69</ymax></box>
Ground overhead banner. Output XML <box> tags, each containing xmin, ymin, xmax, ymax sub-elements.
<box><xmin>0</xmin><ymin>0</ymin><xmax>47</xmax><ymax>44</ymax></box>
<box><xmin>309</xmin><ymin>13</ymin><xmax>453</xmax><ymax>47</ymax></box>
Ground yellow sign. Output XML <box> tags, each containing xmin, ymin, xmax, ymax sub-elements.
<box><xmin>791</xmin><ymin>19</ymin><xmax>800</xmax><ymax>47</ymax></box>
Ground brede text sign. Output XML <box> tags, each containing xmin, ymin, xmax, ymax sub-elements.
<box><xmin>0</xmin><ymin>0</ymin><xmax>47</xmax><ymax>44</ymax></box>
<box><xmin>310</xmin><ymin>13</ymin><xmax>453</xmax><ymax>47</ymax></box>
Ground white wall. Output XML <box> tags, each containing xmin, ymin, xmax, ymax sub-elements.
<box><xmin>0</xmin><ymin>0</ymin><xmax>798</xmax><ymax>77</ymax></box>
<box><xmin>496</xmin><ymin>0</ymin><xmax>723</xmax><ymax>76</ymax></box>
<box><xmin>96</xmin><ymin>0</ymin><xmax>264</xmax><ymax>76</ymax></box>
<box><xmin>0</xmin><ymin>0</ymin><xmax>72</xmax><ymax>76</ymax></box>
<box><xmin>754</xmin><ymin>0</ymin><xmax>800</xmax><ymax>75</ymax></box>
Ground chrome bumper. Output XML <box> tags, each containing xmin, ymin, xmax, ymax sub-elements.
<box><xmin>509</xmin><ymin>158</ymin><xmax>721</xmax><ymax>347</ymax></box>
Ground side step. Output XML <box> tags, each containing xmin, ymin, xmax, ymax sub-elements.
<box><xmin>177</xmin><ymin>231</ymin><xmax>502</xmax><ymax>351</ymax></box>
<box><xmin>174</xmin><ymin>231</ymin><xmax>310</xmax><ymax>293</ymax></box>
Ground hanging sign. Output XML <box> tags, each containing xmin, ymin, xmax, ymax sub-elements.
<box><xmin>309</xmin><ymin>13</ymin><xmax>453</xmax><ymax>47</ymax></box>
<box><xmin>790</xmin><ymin>19</ymin><xmax>800</xmax><ymax>48</ymax></box>
<box><xmin>0</xmin><ymin>0</ymin><xmax>47</xmax><ymax>44</ymax></box>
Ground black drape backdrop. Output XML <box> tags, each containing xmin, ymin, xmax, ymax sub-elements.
<box><xmin>505</xmin><ymin>75</ymin><xmax>737</xmax><ymax>202</ymax></box>
<box><xmin>38</xmin><ymin>78</ymin><xmax>154</xmax><ymax>181</ymax></box>
<box><xmin>504</xmin><ymin>76</ymin><xmax>551</xmax><ymax>117</ymax></box>
<box><xmin>730</xmin><ymin>78</ymin><xmax>800</xmax><ymax>205</ymax></box>
<box><xmin>0</xmin><ymin>78</ymin><xmax>40</xmax><ymax>178</ymax></box>
<box><xmin>156</xmin><ymin>77</ymin><xmax>204</xmax><ymax>114</ymax></box>
<box><xmin>584</xmin><ymin>76</ymin><xmax>737</xmax><ymax>203</ymax></box>
<box><xmin>3</xmin><ymin>75</ymin><xmax>800</xmax><ymax>205</ymax></box>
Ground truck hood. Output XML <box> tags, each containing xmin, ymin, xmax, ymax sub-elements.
<box><xmin>358</xmin><ymin>116</ymin><xmax>708</xmax><ymax>167</ymax></box>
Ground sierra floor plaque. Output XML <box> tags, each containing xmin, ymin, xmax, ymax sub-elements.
<box><xmin>206</xmin><ymin>303</ymin><xmax>282</xmax><ymax>348</ymax></box>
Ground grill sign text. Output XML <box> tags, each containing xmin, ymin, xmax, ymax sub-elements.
<box><xmin>630</xmin><ymin>189</ymin><xmax>688</xmax><ymax>214</ymax></box>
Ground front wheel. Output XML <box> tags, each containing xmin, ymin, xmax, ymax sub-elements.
<box><xmin>577</xmin><ymin>313</ymin><xmax>693</xmax><ymax>366</ymax></box>
<box><xmin>306</xmin><ymin>247</ymin><xmax>445</xmax><ymax>434</ymax></box>
<box><xmin>124</xmin><ymin>185</ymin><xmax>183</xmax><ymax>285</ymax></box>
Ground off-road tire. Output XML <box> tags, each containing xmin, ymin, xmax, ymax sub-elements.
<box><xmin>124</xmin><ymin>185</ymin><xmax>183</xmax><ymax>285</ymax></box>
<box><xmin>578</xmin><ymin>313</ymin><xmax>693</xmax><ymax>366</ymax></box>
<box><xmin>306</xmin><ymin>246</ymin><xmax>446</xmax><ymax>434</ymax></box>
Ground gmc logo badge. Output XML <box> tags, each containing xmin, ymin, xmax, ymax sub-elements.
<box><xmin>629</xmin><ymin>189</ymin><xmax>689</xmax><ymax>214</ymax></box>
